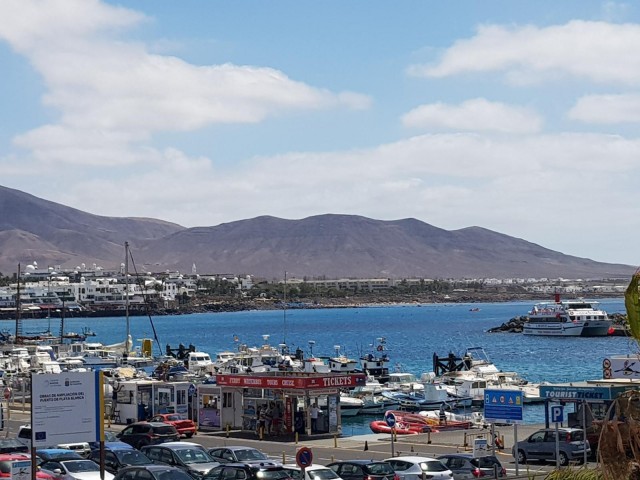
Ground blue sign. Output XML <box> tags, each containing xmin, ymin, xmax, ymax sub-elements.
<box><xmin>296</xmin><ymin>447</ymin><xmax>313</xmax><ymax>468</ymax></box>
<box><xmin>188</xmin><ymin>384</ymin><xmax>196</xmax><ymax>396</ymax></box>
<box><xmin>385</xmin><ymin>412</ymin><xmax>396</xmax><ymax>428</ymax></box>
<box><xmin>484</xmin><ymin>389</ymin><xmax>523</xmax><ymax>423</ymax></box>
<box><xmin>551</xmin><ymin>405</ymin><xmax>564</xmax><ymax>423</ymax></box>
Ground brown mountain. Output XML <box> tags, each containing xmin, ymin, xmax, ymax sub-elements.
<box><xmin>0</xmin><ymin>185</ymin><xmax>634</xmax><ymax>279</ymax></box>
<box><xmin>0</xmin><ymin>185</ymin><xmax>184</xmax><ymax>275</ymax></box>
<box><xmin>134</xmin><ymin>215</ymin><xmax>635</xmax><ymax>279</ymax></box>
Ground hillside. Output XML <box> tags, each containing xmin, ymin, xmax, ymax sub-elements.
<box><xmin>0</xmin><ymin>185</ymin><xmax>634</xmax><ymax>279</ymax></box>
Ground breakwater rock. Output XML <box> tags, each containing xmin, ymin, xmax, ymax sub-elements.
<box><xmin>487</xmin><ymin>316</ymin><xmax>527</xmax><ymax>333</ymax></box>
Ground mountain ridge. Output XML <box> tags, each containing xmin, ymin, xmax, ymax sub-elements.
<box><xmin>0</xmin><ymin>185</ymin><xmax>634</xmax><ymax>279</ymax></box>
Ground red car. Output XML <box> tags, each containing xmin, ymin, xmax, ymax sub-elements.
<box><xmin>150</xmin><ymin>413</ymin><xmax>197</xmax><ymax>438</ymax></box>
<box><xmin>0</xmin><ymin>453</ymin><xmax>54</xmax><ymax>479</ymax></box>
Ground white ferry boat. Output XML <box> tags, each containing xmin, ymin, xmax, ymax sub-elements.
<box><xmin>524</xmin><ymin>295</ymin><xmax>612</xmax><ymax>337</ymax></box>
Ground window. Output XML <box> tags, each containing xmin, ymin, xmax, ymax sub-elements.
<box><xmin>177</xmin><ymin>390</ymin><xmax>187</xmax><ymax>405</ymax></box>
<box><xmin>223</xmin><ymin>392</ymin><xmax>233</xmax><ymax>408</ymax></box>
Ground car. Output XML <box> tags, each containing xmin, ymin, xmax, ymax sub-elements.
<box><xmin>89</xmin><ymin>442</ymin><xmax>156</xmax><ymax>475</ymax></box>
<box><xmin>0</xmin><ymin>453</ymin><xmax>55</xmax><ymax>479</ymax></box>
<box><xmin>116</xmin><ymin>422</ymin><xmax>180</xmax><ymax>449</ymax></box>
<box><xmin>0</xmin><ymin>439</ymin><xmax>29</xmax><ymax>454</ymax></box>
<box><xmin>39</xmin><ymin>458</ymin><xmax>114</xmax><ymax>480</ymax></box>
<box><xmin>282</xmin><ymin>464</ymin><xmax>343</xmax><ymax>480</ymax></box>
<box><xmin>511</xmin><ymin>427</ymin><xmax>590</xmax><ymax>466</ymax></box>
<box><xmin>383</xmin><ymin>456</ymin><xmax>453</xmax><ymax>480</ymax></box>
<box><xmin>208</xmin><ymin>447</ymin><xmax>276</xmax><ymax>465</ymax></box>
<box><xmin>141</xmin><ymin>441</ymin><xmax>219</xmax><ymax>478</ymax></box>
<box><xmin>326</xmin><ymin>460</ymin><xmax>398</xmax><ymax>480</ymax></box>
<box><xmin>149</xmin><ymin>413</ymin><xmax>197</xmax><ymax>438</ymax></box>
<box><xmin>36</xmin><ymin>449</ymin><xmax>84</xmax><ymax>463</ymax></box>
<box><xmin>89</xmin><ymin>431</ymin><xmax>119</xmax><ymax>451</ymax></box>
<box><xmin>204</xmin><ymin>463</ymin><xmax>294</xmax><ymax>480</ymax></box>
<box><xmin>113</xmin><ymin>465</ymin><xmax>195</xmax><ymax>480</ymax></box>
<box><xmin>437</xmin><ymin>454</ymin><xmax>507</xmax><ymax>479</ymax></box>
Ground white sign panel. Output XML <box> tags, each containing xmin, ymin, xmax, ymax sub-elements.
<box><xmin>11</xmin><ymin>460</ymin><xmax>31</xmax><ymax>480</ymax></box>
<box><xmin>473</xmin><ymin>438</ymin><xmax>488</xmax><ymax>457</ymax></box>
<box><xmin>603</xmin><ymin>356</ymin><xmax>640</xmax><ymax>380</ymax></box>
<box><xmin>31</xmin><ymin>371</ymin><xmax>101</xmax><ymax>447</ymax></box>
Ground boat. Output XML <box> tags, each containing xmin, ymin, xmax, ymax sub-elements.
<box><xmin>328</xmin><ymin>345</ymin><xmax>358</xmax><ymax>373</ymax></box>
<box><xmin>524</xmin><ymin>293</ymin><xmax>612</xmax><ymax>336</ymax></box>
<box><xmin>359</xmin><ymin>337</ymin><xmax>391</xmax><ymax>383</ymax></box>
<box><xmin>369</xmin><ymin>410</ymin><xmax>472</xmax><ymax>434</ymax></box>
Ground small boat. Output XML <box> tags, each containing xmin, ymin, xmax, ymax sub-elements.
<box><xmin>369</xmin><ymin>420</ymin><xmax>427</xmax><ymax>434</ymax></box>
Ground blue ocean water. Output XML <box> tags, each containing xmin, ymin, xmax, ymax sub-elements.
<box><xmin>4</xmin><ymin>298</ymin><xmax>632</xmax><ymax>434</ymax></box>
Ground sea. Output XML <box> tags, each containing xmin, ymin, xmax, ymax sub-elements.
<box><xmin>4</xmin><ymin>298</ymin><xmax>634</xmax><ymax>436</ymax></box>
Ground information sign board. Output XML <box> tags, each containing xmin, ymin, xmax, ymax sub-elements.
<box><xmin>484</xmin><ymin>389</ymin><xmax>523</xmax><ymax>423</ymax></box>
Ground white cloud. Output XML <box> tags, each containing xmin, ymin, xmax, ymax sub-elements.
<box><xmin>409</xmin><ymin>20</ymin><xmax>640</xmax><ymax>85</ymax></box>
<box><xmin>0</xmin><ymin>0</ymin><xmax>371</xmax><ymax>166</ymax></box>
<box><xmin>401</xmin><ymin>98</ymin><xmax>542</xmax><ymax>134</ymax></box>
<box><xmin>569</xmin><ymin>93</ymin><xmax>640</xmax><ymax>123</ymax></box>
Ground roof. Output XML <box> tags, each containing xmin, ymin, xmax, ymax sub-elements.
<box><xmin>104</xmin><ymin>442</ymin><xmax>135</xmax><ymax>450</ymax></box>
<box><xmin>383</xmin><ymin>456</ymin><xmax>439</xmax><ymax>462</ymax></box>
<box><xmin>328</xmin><ymin>460</ymin><xmax>388</xmax><ymax>465</ymax></box>
<box><xmin>143</xmin><ymin>441</ymin><xmax>201</xmax><ymax>449</ymax></box>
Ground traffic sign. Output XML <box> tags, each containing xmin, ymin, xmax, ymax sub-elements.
<box><xmin>551</xmin><ymin>405</ymin><xmax>564</xmax><ymax>423</ymax></box>
<box><xmin>384</xmin><ymin>412</ymin><xmax>396</xmax><ymax>428</ymax></box>
<box><xmin>484</xmin><ymin>389</ymin><xmax>523</xmax><ymax>423</ymax></box>
<box><xmin>296</xmin><ymin>447</ymin><xmax>313</xmax><ymax>468</ymax></box>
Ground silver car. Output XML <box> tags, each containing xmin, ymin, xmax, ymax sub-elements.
<box><xmin>383</xmin><ymin>456</ymin><xmax>453</xmax><ymax>480</ymax></box>
<box><xmin>511</xmin><ymin>428</ymin><xmax>590</xmax><ymax>466</ymax></box>
<box><xmin>437</xmin><ymin>454</ymin><xmax>506</xmax><ymax>479</ymax></box>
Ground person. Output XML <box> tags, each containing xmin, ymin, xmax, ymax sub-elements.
<box><xmin>264</xmin><ymin>402</ymin><xmax>274</xmax><ymax>435</ymax></box>
<box><xmin>439</xmin><ymin>402</ymin><xmax>447</xmax><ymax>425</ymax></box>
<box><xmin>310</xmin><ymin>402</ymin><xmax>321</xmax><ymax>433</ymax></box>
<box><xmin>256</xmin><ymin>405</ymin><xmax>267</xmax><ymax>436</ymax></box>
<box><xmin>270</xmin><ymin>402</ymin><xmax>282</xmax><ymax>435</ymax></box>
<box><xmin>294</xmin><ymin>407</ymin><xmax>305</xmax><ymax>434</ymax></box>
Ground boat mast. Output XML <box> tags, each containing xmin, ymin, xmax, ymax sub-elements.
<box><xmin>282</xmin><ymin>271</ymin><xmax>287</xmax><ymax>345</ymax></box>
<box><xmin>125</xmin><ymin>241</ymin><xmax>130</xmax><ymax>361</ymax></box>
<box><xmin>15</xmin><ymin>263</ymin><xmax>21</xmax><ymax>342</ymax></box>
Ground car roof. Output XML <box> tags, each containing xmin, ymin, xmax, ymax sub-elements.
<box><xmin>437</xmin><ymin>453</ymin><xmax>498</xmax><ymax>460</ymax></box>
<box><xmin>104</xmin><ymin>442</ymin><xmax>135</xmax><ymax>450</ymax></box>
<box><xmin>216</xmin><ymin>463</ymin><xmax>282</xmax><ymax>469</ymax></box>
<box><xmin>283</xmin><ymin>465</ymin><xmax>331</xmax><ymax>471</ymax></box>
<box><xmin>329</xmin><ymin>460</ymin><xmax>388</xmax><ymax>465</ymax></box>
<box><xmin>143</xmin><ymin>441</ymin><xmax>201</xmax><ymax>449</ymax></box>
<box><xmin>0</xmin><ymin>453</ymin><xmax>30</xmax><ymax>460</ymax></box>
<box><xmin>384</xmin><ymin>456</ymin><xmax>439</xmax><ymax>462</ymax></box>
<box><xmin>218</xmin><ymin>446</ymin><xmax>262</xmax><ymax>451</ymax></box>
<box><xmin>37</xmin><ymin>448</ymin><xmax>75</xmax><ymax>454</ymax></box>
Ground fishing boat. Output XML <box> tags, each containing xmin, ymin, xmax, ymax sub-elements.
<box><xmin>359</xmin><ymin>337</ymin><xmax>390</xmax><ymax>383</ymax></box>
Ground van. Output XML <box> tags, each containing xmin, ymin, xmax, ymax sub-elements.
<box><xmin>16</xmin><ymin>425</ymin><xmax>91</xmax><ymax>457</ymax></box>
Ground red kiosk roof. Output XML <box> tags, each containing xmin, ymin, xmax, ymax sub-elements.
<box><xmin>216</xmin><ymin>373</ymin><xmax>366</xmax><ymax>390</ymax></box>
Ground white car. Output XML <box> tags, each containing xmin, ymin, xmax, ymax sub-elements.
<box><xmin>39</xmin><ymin>459</ymin><xmax>114</xmax><ymax>480</ymax></box>
<box><xmin>383</xmin><ymin>456</ymin><xmax>453</xmax><ymax>480</ymax></box>
<box><xmin>283</xmin><ymin>464</ymin><xmax>344</xmax><ymax>480</ymax></box>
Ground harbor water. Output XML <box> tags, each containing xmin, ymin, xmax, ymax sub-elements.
<box><xmin>3</xmin><ymin>298</ymin><xmax>632</xmax><ymax>435</ymax></box>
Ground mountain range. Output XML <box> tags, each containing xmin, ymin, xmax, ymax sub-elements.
<box><xmin>0</xmin><ymin>185</ymin><xmax>634</xmax><ymax>280</ymax></box>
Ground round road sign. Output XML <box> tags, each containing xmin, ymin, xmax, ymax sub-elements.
<box><xmin>296</xmin><ymin>447</ymin><xmax>313</xmax><ymax>468</ymax></box>
<box><xmin>384</xmin><ymin>412</ymin><xmax>396</xmax><ymax>428</ymax></box>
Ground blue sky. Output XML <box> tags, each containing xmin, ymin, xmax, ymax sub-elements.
<box><xmin>1</xmin><ymin>0</ymin><xmax>639</xmax><ymax>266</ymax></box>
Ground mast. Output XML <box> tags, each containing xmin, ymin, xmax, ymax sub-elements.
<box><xmin>282</xmin><ymin>271</ymin><xmax>287</xmax><ymax>345</ymax></box>
<box><xmin>14</xmin><ymin>263</ymin><xmax>21</xmax><ymax>341</ymax></box>
<box><xmin>125</xmin><ymin>241</ymin><xmax>131</xmax><ymax>359</ymax></box>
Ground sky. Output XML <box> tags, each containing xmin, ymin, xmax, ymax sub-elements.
<box><xmin>1</xmin><ymin>1</ymin><xmax>639</xmax><ymax>266</ymax></box>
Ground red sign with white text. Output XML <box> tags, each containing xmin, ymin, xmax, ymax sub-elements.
<box><xmin>216</xmin><ymin>374</ymin><xmax>366</xmax><ymax>390</ymax></box>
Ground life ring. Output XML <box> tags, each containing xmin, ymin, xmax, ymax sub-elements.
<box><xmin>377</xmin><ymin>345</ymin><xmax>384</xmax><ymax>352</ymax></box>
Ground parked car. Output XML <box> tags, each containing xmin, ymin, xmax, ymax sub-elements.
<box><xmin>204</xmin><ymin>463</ymin><xmax>294</xmax><ymax>480</ymax></box>
<box><xmin>116</xmin><ymin>422</ymin><xmax>179</xmax><ymax>449</ymax></box>
<box><xmin>326</xmin><ymin>460</ymin><xmax>398</xmax><ymax>480</ymax></box>
<box><xmin>141</xmin><ymin>441</ymin><xmax>219</xmax><ymax>477</ymax></box>
<box><xmin>36</xmin><ymin>449</ymin><xmax>84</xmax><ymax>463</ymax></box>
<box><xmin>89</xmin><ymin>442</ymin><xmax>155</xmax><ymax>475</ymax></box>
<box><xmin>0</xmin><ymin>453</ymin><xmax>54</xmax><ymax>479</ymax></box>
<box><xmin>282</xmin><ymin>464</ymin><xmax>343</xmax><ymax>480</ymax></box>
<box><xmin>208</xmin><ymin>447</ymin><xmax>276</xmax><ymax>465</ymax></box>
<box><xmin>0</xmin><ymin>439</ymin><xmax>28</xmax><ymax>454</ymax></box>
<box><xmin>511</xmin><ymin>427</ymin><xmax>590</xmax><ymax>466</ymax></box>
<box><xmin>383</xmin><ymin>456</ymin><xmax>453</xmax><ymax>480</ymax></box>
<box><xmin>113</xmin><ymin>465</ymin><xmax>194</xmax><ymax>480</ymax></box>
<box><xmin>149</xmin><ymin>413</ymin><xmax>197</xmax><ymax>438</ymax></box>
<box><xmin>39</xmin><ymin>458</ymin><xmax>114</xmax><ymax>480</ymax></box>
<box><xmin>89</xmin><ymin>431</ymin><xmax>119</xmax><ymax>451</ymax></box>
<box><xmin>437</xmin><ymin>454</ymin><xmax>506</xmax><ymax>479</ymax></box>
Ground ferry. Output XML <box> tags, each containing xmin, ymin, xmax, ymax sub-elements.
<box><xmin>524</xmin><ymin>294</ymin><xmax>612</xmax><ymax>337</ymax></box>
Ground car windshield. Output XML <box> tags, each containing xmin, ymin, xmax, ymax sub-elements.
<box><xmin>367</xmin><ymin>463</ymin><xmax>395</xmax><ymax>475</ymax></box>
<box><xmin>419</xmin><ymin>461</ymin><xmax>447</xmax><ymax>472</ymax></box>
<box><xmin>236</xmin><ymin>449</ymin><xmax>268</xmax><ymax>461</ymax></box>
<box><xmin>116</xmin><ymin>450</ymin><xmax>152</xmax><ymax>465</ymax></box>
<box><xmin>256</xmin><ymin>469</ymin><xmax>291</xmax><ymax>480</ymax></box>
<box><xmin>64</xmin><ymin>460</ymin><xmax>100</xmax><ymax>473</ymax></box>
<box><xmin>309</xmin><ymin>470</ymin><xmax>340</xmax><ymax>480</ymax></box>
<box><xmin>175</xmin><ymin>448</ymin><xmax>213</xmax><ymax>464</ymax></box>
